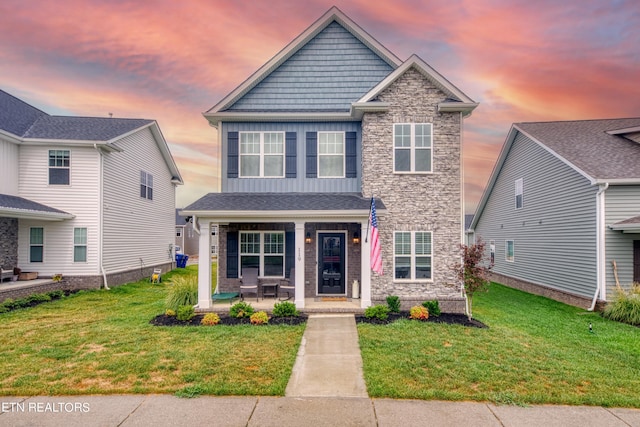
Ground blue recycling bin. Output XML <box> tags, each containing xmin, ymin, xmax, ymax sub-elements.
<box><xmin>175</xmin><ymin>254</ymin><xmax>188</xmax><ymax>268</ymax></box>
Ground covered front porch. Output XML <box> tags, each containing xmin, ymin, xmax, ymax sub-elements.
<box><xmin>201</xmin><ymin>296</ymin><xmax>364</xmax><ymax>314</ymax></box>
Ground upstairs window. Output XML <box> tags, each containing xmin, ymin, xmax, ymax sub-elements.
<box><xmin>140</xmin><ymin>171</ymin><xmax>153</xmax><ymax>200</ymax></box>
<box><xmin>318</xmin><ymin>132</ymin><xmax>345</xmax><ymax>178</ymax></box>
<box><xmin>240</xmin><ymin>132</ymin><xmax>284</xmax><ymax>177</ymax></box>
<box><xmin>394</xmin><ymin>123</ymin><xmax>432</xmax><ymax>173</ymax></box>
<box><xmin>515</xmin><ymin>178</ymin><xmax>523</xmax><ymax>209</ymax></box>
<box><xmin>49</xmin><ymin>150</ymin><xmax>70</xmax><ymax>185</ymax></box>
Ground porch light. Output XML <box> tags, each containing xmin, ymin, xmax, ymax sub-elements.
<box><xmin>305</xmin><ymin>232</ymin><xmax>311</xmax><ymax>244</ymax></box>
<box><xmin>353</xmin><ymin>232</ymin><xmax>360</xmax><ymax>244</ymax></box>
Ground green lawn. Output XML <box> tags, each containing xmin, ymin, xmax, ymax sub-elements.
<box><xmin>358</xmin><ymin>283</ymin><xmax>640</xmax><ymax>407</ymax></box>
<box><xmin>0</xmin><ymin>265</ymin><xmax>304</xmax><ymax>396</ymax></box>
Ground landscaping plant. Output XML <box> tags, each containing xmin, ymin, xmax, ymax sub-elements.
<box><xmin>456</xmin><ymin>238</ymin><xmax>491</xmax><ymax>319</ymax></box>
<box><xmin>201</xmin><ymin>313</ymin><xmax>220</xmax><ymax>326</ymax></box>
<box><xmin>409</xmin><ymin>305</ymin><xmax>429</xmax><ymax>320</ymax></box>
<box><xmin>602</xmin><ymin>283</ymin><xmax>640</xmax><ymax>326</ymax></box>
<box><xmin>364</xmin><ymin>304</ymin><xmax>391</xmax><ymax>320</ymax></box>
<box><xmin>176</xmin><ymin>305</ymin><xmax>195</xmax><ymax>322</ymax></box>
<box><xmin>165</xmin><ymin>276</ymin><xmax>198</xmax><ymax>311</ymax></box>
<box><xmin>386</xmin><ymin>295</ymin><xmax>401</xmax><ymax>313</ymax></box>
<box><xmin>422</xmin><ymin>300</ymin><xmax>441</xmax><ymax>317</ymax></box>
<box><xmin>250</xmin><ymin>311</ymin><xmax>270</xmax><ymax>325</ymax></box>
<box><xmin>230</xmin><ymin>301</ymin><xmax>255</xmax><ymax>318</ymax></box>
<box><xmin>272</xmin><ymin>301</ymin><xmax>299</xmax><ymax>317</ymax></box>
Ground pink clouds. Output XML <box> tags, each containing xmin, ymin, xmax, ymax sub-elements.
<box><xmin>0</xmin><ymin>0</ymin><xmax>638</xmax><ymax>210</ymax></box>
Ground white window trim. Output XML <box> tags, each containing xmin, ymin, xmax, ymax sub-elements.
<box><xmin>506</xmin><ymin>240</ymin><xmax>515</xmax><ymax>262</ymax></box>
<box><xmin>515</xmin><ymin>178</ymin><xmax>523</xmax><ymax>209</ymax></box>
<box><xmin>393</xmin><ymin>231</ymin><xmax>433</xmax><ymax>282</ymax></box>
<box><xmin>73</xmin><ymin>227</ymin><xmax>87</xmax><ymax>263</ymax></box>
<box><xmin>393</xmin><ymin>123</ymin><xmax>433</xmax><ymax>174</ymax></box>
<box><xmin>48</xmin><ymin>149</ymin><xmax>71</xmax><ymax>186</ymax></box>
<box><xmin>140</xmin><ymin>171</ymin><xmax>153</xmax><ymax>200</ymax></box>
<box><xmin>176</xmin><ymin>228</ymin><xmax>182</xmax><ymax>237</ymax></box>
<box><xmin>317</xmin><ymin>131</ymin><xmax>346</xmax><ymax>178</ymax></box>
<box><xmin>239</xmin><ymin>231</ymin><xmax>285</xmax><ymax>278</ymax></box>
<box><xmin>29</xmin><ymin>227</ymin><xmax>44</xmax><ymax>263</ymax></box>
<box><xmin>490</xmin><ymin>240</ymin><xmax>496</xmax><ymax>265</ymax></box>
<box><xmin>239</xmin><ymin>131</ymin><xmax>286</xmax><ymax>178</ymax></box>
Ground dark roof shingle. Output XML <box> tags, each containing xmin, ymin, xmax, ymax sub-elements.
<box><xmin>0</xmin><ymin>193</ymin><xmax>71</xmax><ymax>215</ymax></box>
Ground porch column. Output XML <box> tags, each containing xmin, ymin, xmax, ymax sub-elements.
<box><xmin>197</xmin><ymin>220</ymin><xmax>212</xmax><ymax>310</ymax></box>
<box><xmin>360</xmin><ymin>220</ymin><xmax>372</xmax><ymax>308</ymax></box>
<box><xmin>294</xmin><ymin>221</ymin><xmax>305</xmax><ymax>309</ymax></box>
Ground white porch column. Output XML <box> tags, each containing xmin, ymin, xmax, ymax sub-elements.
<box><xmin>294</xmin><ymin>221</ymin><xmax>306</xmax><ymax>309</ymax></box>
<box><xmin>197</xmin><ymin>220</ymin><xmax>212</xmax><ymax>310</ymax></box>
<box><xmin>360</xmin><ymin>220</ymin><xmax>372</xmax><ymax>308</ymax></box>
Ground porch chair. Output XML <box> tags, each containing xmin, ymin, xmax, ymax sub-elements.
<box><xmin>240</xmin><ymin>267</ymin><xmax>259</xmax><ymax>302</ymax></box>
<box><xmin>280</xmin><ymin>268</ymin><xmax>295</xmax><ymax>300</ymax></box>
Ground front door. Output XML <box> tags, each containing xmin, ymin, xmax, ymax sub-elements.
<box><xmin>634</xmin><ymin>240</ymin><xmax>640</xmax><ymax>283</ymax></box>
<box><xmin>318</xmin><ymin>233</ymin><xmax>345</xmax><ymax>294</ymax></box>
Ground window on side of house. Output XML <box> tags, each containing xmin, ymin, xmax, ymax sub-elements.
<box><xmin>239</xmin><ymin>231</ymin><xmax>284</xmax><ymax>277</ymax></box>
<box><xmin>394</xmin><ymin>231</ymin><xmax>432</xmax><ymax>281</ymax></box>
<box><xmin>318</xmin><ymin>131</ymin><xmax>345</xmax><ymax>178</ymax></box>
<box><xmin>393</xmin><ymin>123</ymin><xmax>432</xmax><ymax>173</ymax></box>
<box><xmin>490</xmin><ymin>240</ymin><xmax>495</xmax><ymax>265</ymax></box>
<box><xmin>49</xmin><ymin>150</ymin><xmax>70</xmax><ymax>185</ymax></box>
<box><xmin>515</xmin><ymin>178</ymin><xmax>523</xmax><ymax>209</ymax></box>
<box><xmin>506</xmin><ymin>240</ymin><xmax>515</xmax><ymax>262</ymax></box>
<box><xmin>30</xmin><ymin>227</ymin><xmax>44</xmax><ymax>263</ymax></box>
<box><xmin>140</xmin><ymin>171</ymin><xmax>153</xmax><ymax>200</ymax></box>
<box><xmin>239</xmin><ymin>132</ymin><xmax>285</xmax><ymax>177</ymax></box>
<box><xmin>176</xmin><ymin>228</ymin><xmax>182</xmax><ymax>237</ymax></box>
<box><xmin>74</xmin><ymin>228</ymin><xmax>87</xmax><ymax>262</ymax></box>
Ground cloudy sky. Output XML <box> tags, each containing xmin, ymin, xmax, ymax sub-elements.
<box><xmin>1</xmin><ymin>0</ymin><xmax>638</xmax><ymax>212</ymax></box>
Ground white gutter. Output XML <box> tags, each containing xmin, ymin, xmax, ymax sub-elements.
<box><xmin>94</xmin><ymin>144</ymin><xmax>110</xmax><ymax>290</ymax></box>
<box><xmin>590</xmin><ymin>182</ymin><xmax>609</xmax><ymax>311</ymax></box>
<box><xmin>192</xmin><ymin>214</ymin><xmax>201</xmax><ymax>235</ymax></box>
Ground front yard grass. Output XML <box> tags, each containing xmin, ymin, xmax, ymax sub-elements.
<box><xmin>0</xmin><ymin>265</ymin><xmax>304</xmax><ymax>396</ymax></box>
<box><xmin>358</xmin><ymin>283</ymin><xmax>640</xmax><ymax>407</ymax></box>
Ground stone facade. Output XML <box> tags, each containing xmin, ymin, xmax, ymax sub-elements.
<box><xmin>361</xmin><ymin>67</ymin><xmax>465</xmax><ymax>308</ymax></box>
<box><xmin>0</xmin><ymin>218</ymin><xmax>18</xmax><ymax>270</ymax></box>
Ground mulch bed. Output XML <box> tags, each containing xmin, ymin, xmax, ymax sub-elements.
<box><xmin>150</xmin><ymin>312</ymin><xmax>486</xmax><ymax>328</ymax></box>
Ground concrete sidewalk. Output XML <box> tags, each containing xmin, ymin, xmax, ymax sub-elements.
<box><xmin>1</xmin><ymin>395</ymin><xmax>640</xmax><ymax>427</ymax></box>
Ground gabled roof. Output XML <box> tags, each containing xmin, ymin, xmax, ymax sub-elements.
<box><xmin>0</xmin><ymin>193</ymin><xmax>74</xmax><ymax>221</ymax></box>
<box><xmin>610</xmin><ymin>215</ymin><xmax>640</xmax><ymax>233</ymax></box>
<box><xmin>0</xmin><ymin>89</ymin><xmax>48</xmax><ymax>137</ymax></box>
<box><xmin>470</xmin><ymin>118</ymin><xmax>640</xmax><ymax>231</ymax></box>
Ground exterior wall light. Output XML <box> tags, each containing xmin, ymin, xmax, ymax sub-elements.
<box><xmin>305</xmin><ymin>232</ymin><xmax>311</xmax><ymax>244</ymax></box>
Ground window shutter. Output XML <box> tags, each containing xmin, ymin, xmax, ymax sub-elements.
<box><xmin>285</xmin><ymin>231</ymin><xmax>295</xmax><ymax>278</ymax></box>
<box><xmin>227</xmin><ymin>132</ymin><xmax>239</xmax><ymax>178</ymax></box>
<box><xmin>226</xmin><ymin>231</ymin><xmax>239</xmax><ymax>278</ymax></box>
<box><xmin>306</xmin><ymin>132</ymin><xmax>317</xmax><ymax>178</ymax></box>
<box><xmin>285</xmin><ymin>132</ymin><xmax>297</xmax><ymax>178</ymax></box>
<box><xmin>345</xmin><ymin>131</ymin><xmax>357</xmax><ymax>178</ymax></box>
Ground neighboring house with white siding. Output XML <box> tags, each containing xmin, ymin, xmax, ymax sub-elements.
<box><xmin>183</xmin><ymin>7</ymin><xmax>477</xmax><ymax>312</ymax></box>
<box><xmin>0</xmin><ymin>89</ymin><xmax>183</xmax><ymax>290</ymax></box>
<box><xmin>469</xmin><ymin>118</ymin><xmax>640</xmax><ymax>309</ymax></box>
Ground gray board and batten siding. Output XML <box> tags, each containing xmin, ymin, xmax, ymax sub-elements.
<box><xmin>474</xmin><ymin>131</ymin><xmax>599</xmax><ymax>299</ymax></box>
<box><xmin>221</xmin><ymin>122</ymin><xmax>362</xmax><ymax>193</ymax></box>
<box><xmin>227</xmin><ymin>21</ymin><xmax>395</xmax><ymax>113</ymax></box>
<box><xmin>605</xmin><ymin>185</ymin><xmax>640</xmax><ymax>290</ymax></box>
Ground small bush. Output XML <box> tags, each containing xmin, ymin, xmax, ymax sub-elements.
<box><xmin>422</xmin><ymin>300</ymin><xmax>441</xmax><ymax>317</ymax></box>
<box><xmin>364</xmin><ymin>304</ymin><xmax>391</xmax><ymax>320</ymax></box>
<box><xmin>409</xmin><ymin>305</ymin><xmax>429</xmax><ymax>320</ymax></box>
<box><xmin>250</xmin><ymin>311</ymin><xmax>269</xmax><ymax>325</ymax></box>
<box><xmin>201</xmin><ymin>313</ymin><xmax>220</xmax><ymax>326</ymax></box>
<box><xmin>272</xmin><ymin>301</ymin><xmax>299</xmax><ymax>317</ymax></box>
<box><xmin>230</xmin><ymin>301</ymin><xmax>254</xmax><ymax>318</ymax></box>
<box><xmin>28</xmin><ymin>293</ymin><xmax>51</xmax><ymax>304</ymax></box>
<box><xmin>165</xmin><ymin>309</ymin><xmax>176</xmax><ymax>317</ymax></box>
<box><xmin>166</xmin><ymin>276</ymin><xmax>198</xmax><ymax>312</ymax></box>
<box><xmin>386</xmin><ymin>295</ymin><xmax>401</xmax><ymax>313</ymax></box>
<box><xmin>48</xmin><ymin>290</ymin><xmax>65</xmax><ymax>299</ymax></box>
<box><xmin>602</xmin><ymin>284</ymin><xmax>640</xmax><ymax>326</ymax></box>
<box><xmin>176</xmin><ymin>305</ymin><xmax>195</xmax><ymax>322</ymax></box>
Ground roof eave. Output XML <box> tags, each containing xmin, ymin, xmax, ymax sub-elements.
<box><xmin>203</xmin><ymin>111</ymin><xmax>359</xmax><ymax>127</ymax></box>
<box><xmin>181</xmin><ymin>207</ymin><xmax>386</xmax><ymax>223</ymax></box>
<box><xmin>609</xmin><ymin>224</ymin><xmax>640</xmax><ymax>233</ymax></box>
<box><xmin>438</xmin><ymin>102</ymin><xmax>479</xmax><ymax>117</ymax></box>
<box><xmin>0</xmin><ymin>208</ymin><xmax>74</xmax><ymax>221</ymax></box>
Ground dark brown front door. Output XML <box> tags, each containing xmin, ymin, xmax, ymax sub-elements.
<box><xmin>318</xmin><ymin>233</ymin><xmax>345</xmax><ymax>294</ymax></box>
<box><xmin>634</xmin><ymin>240</ymin><xmax>640</xmax><ymax>283</ymax></box>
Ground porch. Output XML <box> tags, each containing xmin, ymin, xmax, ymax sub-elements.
<box><xmin>199</xmin><ymin>297</ymin><xmax>364</xmax><ymax>314</ymax></box>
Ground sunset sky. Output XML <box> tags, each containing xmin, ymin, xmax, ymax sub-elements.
<box><xmin>1</xmin><ymin>0</ymin><xmax>638</xmax><ymax>213</ymax></box>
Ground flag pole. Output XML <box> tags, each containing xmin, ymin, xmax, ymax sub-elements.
<box><xmin>365</xmin><ymin>195</ymin><xmax>373</xmax><ymax>243</ymax></box>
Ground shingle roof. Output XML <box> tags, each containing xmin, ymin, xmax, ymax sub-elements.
<box><xmin>612</xmin><ymin>215</ymin><xmax>640</xmax><ymax>226</ymax></box>
<box><xmin>0</xmin><ymin>89</ymin><xmax>48</xmax><ymax>136</ymax></box>
<box><xmin>184</xmin><ymin>193</ymin><xmax>385</xmax><ymax>212</ymax></box>
<box><xmin>0</xmin><ymin>193</ymin><xmax>71</xmax><ymax>215</ymax></box>
<box><xmin>516</xmin><ymin>118</ymin><xmax>640</xmax><ymax>181</ymax></box>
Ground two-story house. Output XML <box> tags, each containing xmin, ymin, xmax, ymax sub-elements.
<box><xmin>183</xmin><ymin>7</ymin><xmax>477</xmax><ymax>312</ymax></box>
<box><xmin>0</xmin><ymin>89</ymin><xmax>183</xmax><ymax>292</ymax></box>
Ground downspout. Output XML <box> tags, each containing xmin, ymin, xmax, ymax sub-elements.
<box><xmin>589</xmin><ymin>182</ymin><xmax>609</xmax><ymax>311</ymax></box>
<box><xmin>94</xmin><ymin>144</ymin><xmax>110</xmax><ymax>290</ymax></box>
<box><xmin>459</xmin><ymin>111</ymin><xmax>470</xmax><ymax>316</ymax></box>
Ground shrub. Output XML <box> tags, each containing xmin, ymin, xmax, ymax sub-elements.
<box><xmin>422</xmin><ymin>300</ymin><xmax>441</xmax><ymax>317</ymax></box>
<box><xmin>176</xmin><ymin>305</ymin><xmax>195</xmax><ymax>322</ymax></box>
<box><xmin>27</xmin><ymin>293</ymin><xmax>51</xmax><ymax>304</ymax></box>
<box><xmin>201</xmin><ymin>313</ymin><xmax>220</xmax><ymax>326</ymax></box>
<box><xmin>165</xmin><ymin>309</ymin><xmax>176</xmax><ymax>317</ymax></box>
<box><xmin>250</xmin><ymin>311</ymin><xmax>269</xmax><ymax>325</ymax></box>
<box><xmin>272</xmin><ymin>301</ymin><xmax>299</xmax><ymax>317</ymax></box>
<box><xmin>48</xmin><ymin>290</ymin><xmax>65</xmax><ymax>299</ymax></box>
<box><xmin>409</xmin><ymin>305</ymin><xmax>429</xmax><ymax>320</ymax></box>
<box><xmin>230</xmin><ymin>301</ymin><xmax>254</xmax><ymax>318</ymax></box>
<box><xmin>386</xmin><ymin>295</ymin><xmax>401</xmax><ymax>313</ymax></box>
<box><xmin>364</xmin><ymin>304</ymin><xmax>391</xmax><ymax>320</ymax></box>
<box><xmin>602</xmin><ymin>284</ymin><xmax>640</xmax><ymax>326</ymax></box>
<box><xmin>166</xmin><ymin>276</ymin><xmax>198</xmax><ymax>312</ymax></box>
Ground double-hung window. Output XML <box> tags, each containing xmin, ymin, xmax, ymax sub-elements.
<box><xmin>240</xmin><ymin>231</ymin><xmax>284</xmax><ymax>277</ymax></box>
<box><xmin>240</xmin><ymin>132</ymin><xmax>284</xmax><ymax>177</ymax></box>
<box><xmin>30</xmin><ymin>227</ymin><xmax>44</xmax><ymax>263</ymax></box>
<box><xmin>140</xmin><ymin>171</ymin><xmax>153</xmax><ymax>200</ymax></box>
<box><xmin>318</xmin><ymin>132</ymin><xmax>344</xmax><ymax>178</ymax></box>
<box><xmin>394</xmin><ymin>231</ymin><xmax>432</xmax><ymax>280</ymax></box>
<box><xmin>506</xmin><ymin>240</ymin><xmax>515</xmax><ymax>262</ymax></box>
<box><xmin>49</xmin><ymin>150</ymin><xmax>70</xmax><ymax>185</ymax></box>
<box><xmin>515</xmin><ymin>178</ymin><xmax>523</xmax><ymax>209</ymax></box>
<box><xmin>394</xmin><ymin>123</ymin><xmax>432</xmax><ymax>173</ymax></box>
<box><xmin>74</xmin><ymin>228</ymin><xmax>87</xmax><ymax>262</ymax></box>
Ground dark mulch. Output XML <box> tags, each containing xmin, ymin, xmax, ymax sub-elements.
<box><xmin>150</xmin><ymin>313</ymin><xmax>309</xmax><ymax>326</ymax></box>
<box><xmin>355</xmin><ymin>311</ymin><xmax>487</xmax><ymax>328</ymax></box>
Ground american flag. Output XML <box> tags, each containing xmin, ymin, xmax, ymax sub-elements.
<box><xmin>370</xmin><ymin>198</ymin><xmax>383</xmax><ymax>275</ymax></box>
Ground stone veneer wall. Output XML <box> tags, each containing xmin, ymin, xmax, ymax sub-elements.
<box><xmin>0</xmin><ymin>218</ymin><xmax>18</xmax><ymax>269</ymax></box>
<box><xmin>361</xmin><ymin>67</ymin><xmax>465</xmax><ymax>312</ymax></box>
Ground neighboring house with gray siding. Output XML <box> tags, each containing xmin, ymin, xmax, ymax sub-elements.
<box><xmin>469</xmin><ymin>118</ymin><xmax>640</xmax><ymax>309</ymax></box>
<box><xmin>182</xmin><ymin>7</ymin><xmax>478</xmax><ymax>312</ymax></box>
<box><xmin>0</xmin><ymin>89</ymin><xmax>183</xmax><ymax>290</ymax></box>
<box><xmin>175</xmin><ymin>209</ymin><xmax>217</xmax><ymax>257</ymax></box>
